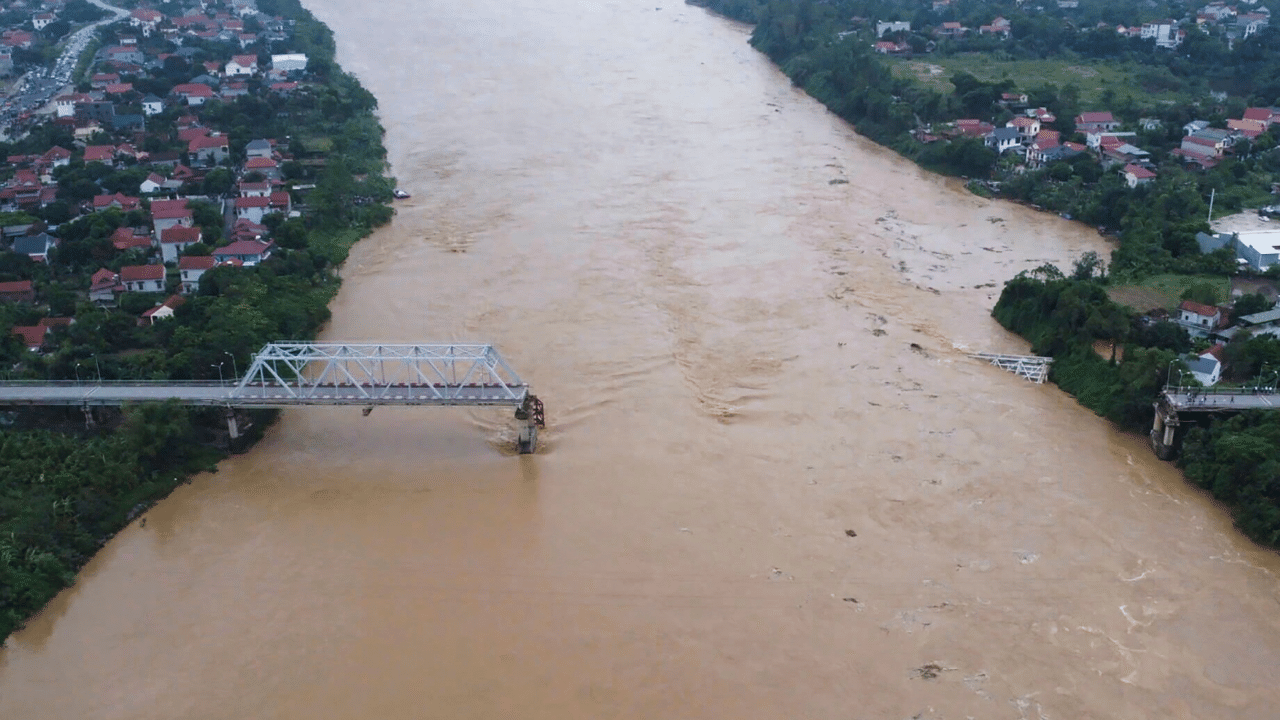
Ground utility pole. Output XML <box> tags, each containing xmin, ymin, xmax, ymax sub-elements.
<box><xmin>1207</xmin><ymin>187</ymin><xmax>1215</xmax><ymax>224</ymax></box>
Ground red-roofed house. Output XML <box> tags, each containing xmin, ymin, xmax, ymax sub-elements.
<box><xmin>55</xmin><ymin>93</ymin><xmax>92</xmax><ymax>118</ymax></box>
<box><xmin>1006</xmin><ymin>115</ymin><xmax>1040</xmax><ymax>141</ymax></box>
<box><xmin>1075</xmin><ymin>111</ymin><xmax>1119</xmax><ymax>133</ymax></box>
<box><xmin>178</xmin><ymin>255</ymin><xmax>217</xmax><ymax>294</ymax></box>
<box><xmin>178</xmin><ymin>126</ymin><xmax>210</xmax><ymax>144</ymax></box>
<box><xmin>1228</xmin><ymin>118</ymin><xmax>1267</xmax><ymax>139</ymax></box>
<box><xmin>0</xmin><ymin>280</ymin><xmax>35</xmax><ymax>303</ymax></box>
<box><xmin>214</xmin><ymin>239</ymin><xmax>274</xmax><ymax>265</ymax></box>
<box><xmin>189</xmin><ymin>134</ymin><xmax>229</xmax><ymax>166</ymax></box>
<box><xmin>1177</xmin><ymin>300</ymin><xmax>1223</xmax><ymax>330</ymax></box>
<box><xmin>83</xmin><ymin>145</ymin><xmax>116</xmax><ymax>164</ymax></box>
<box><xmin>268</xmin><ymin>191</ymin><xmax>291</xmax><ymax>215</ymax></box>
<box><xmin>1122</xmin><ymin>164</ymin><xmax>1156</xmax><ymax>188</ymax></box>
<box><xmin>93</xmin><ymin>193</ymin><xmax>141</xmax><ymax>212</ymax></box>
<box><xmin>1242</xmin><ymin>107</ymin><xmax>1280</xmax><ymax>126</ymax></box>
<box><xmin>239</xmin><ymin>181</ymin><xmax>271</xmax><ymax>197</ymax></box>
<box><xmin>2</xmin><ymin>30</ymin><xmax>35</xmax><ymax>49</ymax></box>
<box><xmin>120</xmin><ymin>264</ymin><xmax>166</xmax><ymax>293</ymax></box>
<box><xmin>171</xmin><ymin>83</ymin><xmax>215</xmax><ymax>106</ymax></box>
<box><xmin>951</xmin><ymin>119</ymin><xmax>995</xmax><ymax>139</ymax></box>
<box><xmin>140</xmin><ymin>295</ymin><xmax>186</xmax><ymax>325</ymax></box>
<box><xmin>243</xmin><ymin>156</ymin><xmax>280</xmax><ymax>180</ymax></box>
<box><xmin>160</xmin><ymin>225</ymin><xmax>202</xmax><ymax>263</ymax></box>
<box><xmin>226</xmin><ymin>54</ymin><xmax>258</xmax><ymax>76</ymax></box>
<box><xmin>229</xmin><ymin>218</ymin><xmax>267</xmax><ymax>243</ymax></box>
<box><xmin>37</xmin><ymin>146</ymin><xmax>72</xmax><ymax>176</ymax></box>
<box><xmin>111</xmin><ymin>226</ymin><xmax>153</xmax><ymax>251</ymax></box>
<box><xmin>131</xmin><ymin>8</ymin><xmax>162</xmax><ymax>34</ymax></box>
<box><xmin>234</xmin><ymin>195</ymin><xmax>270</xmax><ymax>223</ymax></box>
<box><xmin>11</xmin><ymin>325</ymin><xmax>47</xmax><ymax>351</ymax></box>
<box><xmin>105</xmin><ymin>82</ymin><xmax>134</xmax><ymax>96</ymax></box>
<box><xmin>150</xmin><ymin>198</ymin><xmax>193</xmax><ymax>240</ymax></box>
<box><xmin>89</xmin><ymin>268</ymin><xmax>121</xmax><ymax>304</ymax></box>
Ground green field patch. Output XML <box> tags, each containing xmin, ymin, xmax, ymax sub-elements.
<box><xmin>1107</xmin><ymin>274</ymin><xmax>1231</xmax><ymax>312</ymax></box>
<box><xmin>888</xmin><ymin>55</ymin><xmax>1191</xmax><ymax>106</ymax></box>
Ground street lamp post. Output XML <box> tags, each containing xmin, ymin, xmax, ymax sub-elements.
<box><xmin>224</xmin><ymin>351</ymin><xmax>238</xmax><ymax>381</ymax></box>
<box><xmin>211</xmin><ymin>362</ymin><xmax>224</xmax><ymax>384</ymax></box>
<box><xmin>74</xmin><ymin>362</ymin><xmax>82</xmax><ymax>385</ymax></box>
<box><xmin>93</xmin><ymin>356</ymin><xmax>101</xmax><ymax>383</ymax></box>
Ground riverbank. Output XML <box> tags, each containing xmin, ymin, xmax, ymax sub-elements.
<box><xmin>0</xmin><ymin>0</ymin><xmax>395</xmax><ymax>642</ymax></box>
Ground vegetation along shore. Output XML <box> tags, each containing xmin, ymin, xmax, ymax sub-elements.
<box><xmin>0</xmin><ymin>0</ymin><xmax>395</xmax><ymax>640</ymax></box>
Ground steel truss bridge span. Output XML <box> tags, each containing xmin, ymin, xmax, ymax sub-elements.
<box><xmin>0</xmin><ymin>343</ymin><xmax>546</xmax><ymax>453</ymax></box>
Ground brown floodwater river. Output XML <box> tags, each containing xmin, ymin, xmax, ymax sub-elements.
<box><xmin>3</xmin><ymin>1</ymin><xmax>1280</xmax><ymax>717</ymax></box>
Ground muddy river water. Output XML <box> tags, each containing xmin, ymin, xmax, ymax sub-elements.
<box><xmin>3</xmin><ymin>1</ymin><xmax>1280</xmax><ymax>717</ymax></box>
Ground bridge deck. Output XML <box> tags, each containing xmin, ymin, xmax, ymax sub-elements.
<box><xmin>0</xmin><ymin>382</ymin><xmax>528</xmax><ymax>408</ymax></box>
<box><xmin>1164</xmin><ymin>390</ymin><xmax>1279</xmax><ymax>412</ymax></box>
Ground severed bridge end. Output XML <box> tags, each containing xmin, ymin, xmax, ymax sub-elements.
<box><xmin>514</xmin><ymin>394</ymin><xmax>546</xmax><ymax>454</ymax></box>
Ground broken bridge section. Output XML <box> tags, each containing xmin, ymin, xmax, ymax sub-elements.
<box><xmin>0</xmin><ymin>342</ymin><xmax>546</xmax><ymax>453</ymax></box>
<box><xmin>968</xmin><ymin>353</ymin><xmax>1052</xmax><ymax>384</ymax></box>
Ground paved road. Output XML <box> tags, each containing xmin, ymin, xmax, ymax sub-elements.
<box><xmin>0</xmin><ymin>0</ymin><xmax>128</xmax><ymax>136</ymax></box>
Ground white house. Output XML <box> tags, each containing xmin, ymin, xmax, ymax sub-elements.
<box><xmin>1186</xmin><ymin>346</ymin><xmax>1224</xmax><ymax>386</ymax></box>
<box><xmin>160</xmin><ymin>225</ymin><xmax>202</xmax><ymax>264</ymax></box>
<box><xmin>178</xmin><ymin>255</ymin><xmax>216</xmax><ymax>294</ymax></box>
<box><xmin>141</xmin><ymin>94</ymin><xmax>164</xmax><ymax>116</ymax></box>
<box><xmin>234</xmin><ymin>195</ymin><xmax>270</xmax><ymax>223</ymax></box>
<box><xmin>140</xmin><ymin>295</ymin><xmax>186</xmax><ymax>325</ymax></box>
<box><xmin>225</xmin><ymin>54</ymin><xmax>258</xmax><ymax>76</ymax></box>
<box><xmin>120</xmin><ymin>264</ymin><xmax>166</xmax><ymax>293</ymax></box>
<box><xmin>985</xmin><ymin>127</ymin><xmax>1022</xmax><ymax>153</ymax></box>
<box><xmin>1178</xmin><ymin>300</ymin><xmax>1222</xmax><ymax>330</ymax></box>
<box><xmin>214</xmin><ymin>239</ymin><xmax>274</xmax><ymax>265</ymax></box>
<box><xmin>1122</xmin><ymin>164</ymin><xmax>1156</xmax><ymax>188</ymax></box>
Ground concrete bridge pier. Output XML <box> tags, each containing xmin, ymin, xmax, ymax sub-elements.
<box><xmin>225</xmin><ymin>408</ymin><xmax>240</xmax><ymax>440</ymax></box>
<box><xmin>1150</xmin><ymin>402</ymin><xmax>1179</xmax><ymax>460</ymax></box>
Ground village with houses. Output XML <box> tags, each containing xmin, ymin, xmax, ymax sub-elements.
<box><xmin>0</xmin><ymin>0</ymin><xmax>392</xmax><ymax>370</ymax></box>
<box><xmin>836</xmin><ymin>0</ymin><xmax>1280</xmax><ymax>394</ymax></box>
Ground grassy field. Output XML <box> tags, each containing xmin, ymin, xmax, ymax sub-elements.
<box><xmin>1107</xmin><ymin>274</ymin><xmax>1232</xmax><ymax>312</ymax></box>
<box><xmin>888</xmin><ymin>55</ymin><xmax>1191</xmax><ymax>107</ymax></box>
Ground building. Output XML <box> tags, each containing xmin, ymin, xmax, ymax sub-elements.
<box><xmin>89</xmin><ymin>268</ymin><xmax>121</xmax><ymax>304</ymax></box>
<box><xmin>178</xmin><ymin>255</ymin><xmax>217</xmax><ymax>294</ymax></box>
<box><xmin>160</xmin><ymin>225</ymin><xmax>202</xmax><ymax>263</ymax></box>
<box><xmin>985</xmin><ymin>127</ymin><xmax>1022</xmax><ymax>153</ymax></box>
<box><xmin>13</xmin><ymin>232</ymin><xmax>57</xmax><ymax>263</ymax></box>
<box><xmin>271</xmin><ymin>53</ymin><xmax>308</xmax><ymax>72</ymax></box>
<box><xmin>875</xmin><ymin>21</ymin><xmax>911</xmax><ymax>37</ymax></box>
<box><xmin>1177</xmin><ymin>300</ymin><xmax>1222</xmax><ymax>331</ymax></box>
<box><xmin>1122</xmin><ymin>164</ymin><xmax>1156</xmax><ymax>188</ymax></box>
<box><xmin>213</xmin><ymin>239</ymin><xmax>274</xmax><ymax>265</ymax></box>
<box><xmin>1075</xmin><ymin>112</ymin><xmax>1119</xmax><ymax>133</ymax></box>
<box><xmin>150</xmin><ymin>198</ymin><xmax>193</xmax><ymax>241</ymax></box>
<box><xmin>140</xmin><ymin>295</ymin><xmax>186</xmax><ymax>325</ymax></box>
<box><xmin>0</xmin><ymin>279</ymin><xmax>35</xmax><ymax>303</ymax></box>
<box><xmin>225</xmin><ymin>54</ymin><xmax>258</xmax><ymax>76</ymax></box>
<box><xmin>1235</xmin><ymin>230</ymin><xmax>1280</xmax><ymax>270</ymax></box>
<box><xmin>120</xmin><ymin>265</ymin><xmax>166</xmax><ymax>293</ymax></box>
<box><xmin>1185</xmin><ymin>352</ymin><xmax>1222</xmax><ymax>386</ymax></box>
